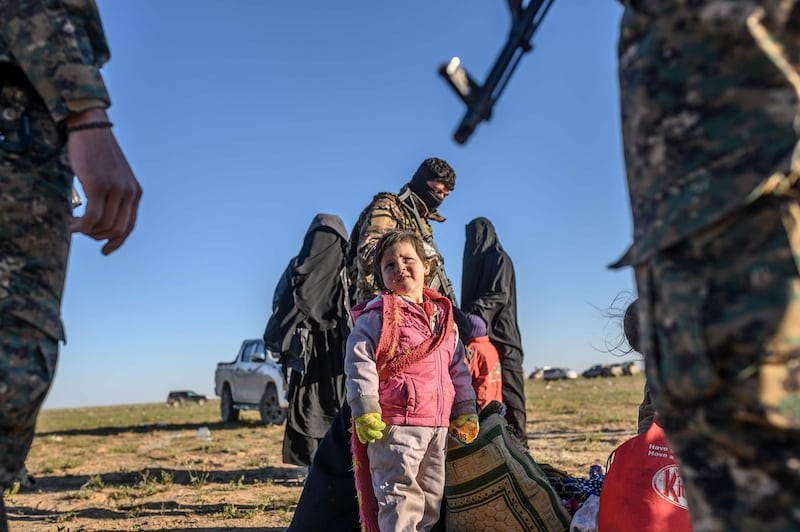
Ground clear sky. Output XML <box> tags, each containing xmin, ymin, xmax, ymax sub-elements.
<box><xmin>44</xmin><ymin>1</ymin><xmax>636</xmax><ymax>410</ymax></box>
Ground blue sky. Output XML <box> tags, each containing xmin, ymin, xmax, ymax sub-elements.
<box><xmin>44</xmin><ymin>1</ymin><xmax>635</xmax><ymax>409</ymax></box>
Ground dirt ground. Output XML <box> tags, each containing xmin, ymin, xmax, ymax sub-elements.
<box><xmin>5</xmin><ymin>377</ymin><xmax>644</xmax><ymax>531</ymax></box>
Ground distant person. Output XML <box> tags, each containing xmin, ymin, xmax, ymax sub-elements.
<box><xmin>461</xmin><ymin>217</ymin><xmax>528</xmax><ymax>447</ymax></box>
<box><xmin>263</xmin><ymin>214</ymin><xmax>351</xmax><ymax>467</ymax></box>
<box><xmin>0</xmin><ymin>2</ymin><xmax>142</xmax><ymax>529</ymax></box>
<box><xmin>346</xmin><ymin>230</ymin><xmax>477</xmax><ymax>531</ymax></box>
<box><xmin>611</xmin><ymin>3</ymin><xmax>800</xmax><ymax>528</ymax></box>
<box><xmin>288</xmin><ymin>157</ymin><xmax>458</xmax><ymax>531</ymax></box>
<box><xmin>464</xmin><ymin>313</ymin><xmax>503</xmax><ymax>410</ymax></box>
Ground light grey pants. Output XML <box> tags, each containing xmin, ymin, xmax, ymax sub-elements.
<box><xmin>367</xmin><ymin>425</ymin><xmax>448</xmax><ymax>532</ymax></box>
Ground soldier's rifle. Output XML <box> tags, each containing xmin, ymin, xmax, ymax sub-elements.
<box><xmin>439</xmin><ymin>0</ymin><xmax>556</xmax><ymax>144</ymax></box>
<box><xmin>428</xmin><ymin>253</ymin><xmax>458</xmax><ymax>307</ymax></box>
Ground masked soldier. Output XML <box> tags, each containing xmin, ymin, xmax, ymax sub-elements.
<box><xmin>348</xmin><ymin>156</ymin><xmax>458</xmax><ymax>305</ymax></box>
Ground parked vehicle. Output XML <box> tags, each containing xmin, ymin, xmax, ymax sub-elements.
<box><xmin>542</xmin><ymin>367</ymin><xmax>578</xmax><ymax>381</ymax></box>
<box><xmin>620</xmin><ymin>361</ymin><xmax>641</xmax><ymax>376</ymax></box>
<box><xmin>582</xmin><ymin>361</ymin><xmax>641</xmax><ymax>378</ymax></box>
<box><xmin>582</xmin><ymin>364</ymin><xmax>610</xmax><ymax>378</ymax></box>
<box><xmin>607</xmin><ymin>364</ymin><xmax>625</xmax><ymax>377</ymax></box>
<box><xmin>214</xmin><ymin>339</ymin><xmax>288</xmax><ymax>425</ymax></box>
<box><xmin>528</xmin><ymin>367</ymin><xmax>547</xmax><ymax>380</ymax></box>
<box><xmin>166</xmin><ymin>390</ymin><xmax>208</xmax><ymax>406</ymax></box>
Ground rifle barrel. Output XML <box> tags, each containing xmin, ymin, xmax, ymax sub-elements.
<box><xmin>448</xmin><ymin>0</ymin><xmax>556</xmax><ymax>144</ymax></box>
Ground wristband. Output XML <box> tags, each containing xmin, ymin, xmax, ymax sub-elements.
<box><xmin>65</xmin><ymin>120</ymin><xmax>113</xmax><ymax>134</ymax></box>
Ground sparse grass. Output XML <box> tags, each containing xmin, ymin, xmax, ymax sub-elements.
<box><xmin>123</xmin><ymin>503</ymin><xmax>145</xmax><ymax>518</ymax></box>
<box><xmin>243</xmin><ymin>503</ymin><xmax>270</xmax><ymax>518</ymax></box>
<box><xmin>158</xmin><ymin>469</ymin><xmax>174</xmax><ymax>487</ymax></box>
<box><xmin>188</xmin><ymin>469</ymin><xmax>210</xmax><ymax>489</ymax></box>
<box><xmin>62</xmin><ymin>489</ymin><xmax>93</xmax><ymax>501</ymax></box>
<box><xmin>106</xmin><ymin>469</ymin><xmax>176</xmax><ymax>501</ymax></box>
<box><xmin>46</xmin><ymin>510</ymin><xmax>77</xmax><ymax>524</ymax></box>
<box><xmin>217</xmin><ymin>503</ymin><xmax>241</xmax><ymax>519</ymax></box>
<box><xmin>524</xmin><ymin>375</ymin><xmax>644</xmax><ymax>472</ymax></box>
<box><xmin>228</xmin><ymin>474</ymin><xmax>246</xmax><ymax>490</ymax></box>
<box><xmin>246</xmin><ymin>456</ymin><xmax>269</xmax><ymax>468</ymax></box>
<box><xmin>38</xmin><ymin>456</ymin><xmax>83</xmax><ymax>474</ymax></box>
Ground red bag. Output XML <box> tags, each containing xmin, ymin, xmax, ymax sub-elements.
<box><xmin>597</xmin><ymin>418</ymin><xmax>692</xmax><ymax>532</ymax></box>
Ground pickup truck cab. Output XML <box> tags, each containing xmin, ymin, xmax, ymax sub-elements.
<box><xmin>214</xmin><ymin>339</ymin><xmax>288</xmax><ymax>425</ymax></box>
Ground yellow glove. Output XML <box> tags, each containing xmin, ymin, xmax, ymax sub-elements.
<box><xmin>354</xmin><ymin>413</ymin><xmax>386</xmax><ymax>444</ymax></box>
<box><xmin>449</xmin><ymin>413</ymin><xmax>479</xmax><ymax>444</ymax></box>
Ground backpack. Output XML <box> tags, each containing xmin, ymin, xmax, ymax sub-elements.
<box><xmin>597</xmin><ymin>418</ymin><xmax>692</xmax><ymax>532</ymax></box>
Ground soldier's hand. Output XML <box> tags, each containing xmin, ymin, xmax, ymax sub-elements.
<box><xmin>67</xmin><ymin>108</ymin><xmax>142</xmax><ymax>255</ymax></box>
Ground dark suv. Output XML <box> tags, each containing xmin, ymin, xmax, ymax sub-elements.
<box><xmin>166</xmin><ymin>390</ymin><xmax>208</xmax><ymax>407</ymax></box>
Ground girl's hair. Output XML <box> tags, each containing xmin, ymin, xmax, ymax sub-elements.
<box><xmin>623</xmin><ymin>298</ymin><xmax>640</xmax><ymax>353</ymax></box>
<box><xmin>372</xmin><ymin>230</ymin><xmax>429</xmax><ymax>290</ymax></box>
<box><xmin>600</xmin><ymin>292</ymin><xmax>639</xmax><ymax>356</ymax></box>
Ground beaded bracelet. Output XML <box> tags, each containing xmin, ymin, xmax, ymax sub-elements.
<box><xmin>65</xmin><ymin>120</ymin><xmax>114</xmax><ymax>134</ymax></box>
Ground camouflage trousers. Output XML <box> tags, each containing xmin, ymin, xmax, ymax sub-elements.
<box><xmin>635</xmin><ymin>196</ymin><xmax>800</xmax><ymax>531</ymax></box>
<box><xmin>0</xmin><ymin>316</ymin><xmax>58</xmax><ymax>491</ymax></box>
<box><xmin>0</xmin><ymin>67</ymin><xmax>70</xmax><ymax>524</ymax></box>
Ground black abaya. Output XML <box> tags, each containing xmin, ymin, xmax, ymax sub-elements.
<box><xmin>263</xmin><ymin>214</ymin><xmax>351</xmax><ymax>466</ymax></box>
<box><xmin>461</xmin><ymin>217</ymin><xmax>528</xmax><ymax>447</ymax></box>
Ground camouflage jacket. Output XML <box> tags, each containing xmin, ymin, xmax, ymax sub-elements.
<box><xmin>349</xmin><ymin>187</ymin><xmax>452</xmax><ymax>304</ymax></box>
<box><xmin>1</xmin><ymin>0</ymin><xmax>110</xmax><ymax>123</ymax></box>
<box><xmin>612</xmin><ymin>1</ymin><xmax>800</xmax><ymax>267</ymax></box>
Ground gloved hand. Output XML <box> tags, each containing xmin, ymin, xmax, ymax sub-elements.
<box><xmin>449</xmin><ymin>413</ymin><xmax>479</xmax><ymax>444</ymax></box>
<box><xmin>354</xmin><ymin>413</ymin><xmax>386</xmax><ymax>444</ymax></box>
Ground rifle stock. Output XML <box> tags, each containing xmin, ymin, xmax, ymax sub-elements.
<box><xmin>439</xmin><ymin>0</ymin><xmax>556</xmax><ymax>144</ymax></box>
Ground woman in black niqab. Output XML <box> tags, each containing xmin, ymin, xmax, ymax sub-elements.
<box><xmin>263</xmin><ymin>213</ymin><xmax>351</xmax><ymax>466</ymax></box>
<box><xmin>461</xmin><ymin>217</ymin><xmax>528</xmax><ymax>447</ymax></box>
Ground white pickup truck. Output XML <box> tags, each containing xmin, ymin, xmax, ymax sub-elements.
<box><xmin>214</xmin><ymin>339</ymin><xmax>288</xmax><ymax>425</ymax></box>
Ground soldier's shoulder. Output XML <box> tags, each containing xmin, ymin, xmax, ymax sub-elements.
<box><xmin>356</xmin><ymin>192</ymin><xmax>396</xmax><ymax>217</ymax></box>
<box><xmin>364</xmin><ymin>192</ymin><xmax>402</xmax><ymax>215</ymax></box>
<box><xmin>371</xmin><ymin>191</ymin><xmax>397</xmax><ymax>203</ymax></box>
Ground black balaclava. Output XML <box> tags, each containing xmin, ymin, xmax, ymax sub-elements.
<box><xmin>408</xmin><ymin>157</ymin><xmax>456</xmax><ymax>211</ymax></box>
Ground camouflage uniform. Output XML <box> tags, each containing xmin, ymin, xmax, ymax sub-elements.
<box><xmin>0</xmin><ymin>1</ymin><xmax>111</xmax><ymax>526</ymax></box>
<box><xmin>613</xmin><ymin>2</ymin><xmax>800</xmax><ymax>529</ymax></box>
<box><xmin>349</xmin><ymin>187</ymin><xmax>454</xmax><ymax>304</ymax></box>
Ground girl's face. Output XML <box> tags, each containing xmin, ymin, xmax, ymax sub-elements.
<box><xmin>379</xmin><ymin>240</ymin><xmax>430</xmax><ymax>303</ymax></box>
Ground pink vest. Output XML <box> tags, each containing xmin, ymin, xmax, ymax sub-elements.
<box><xmin>353</xmin><ymin>290</ymin><xmax>457</xmax><ymax>427</ymax></box>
